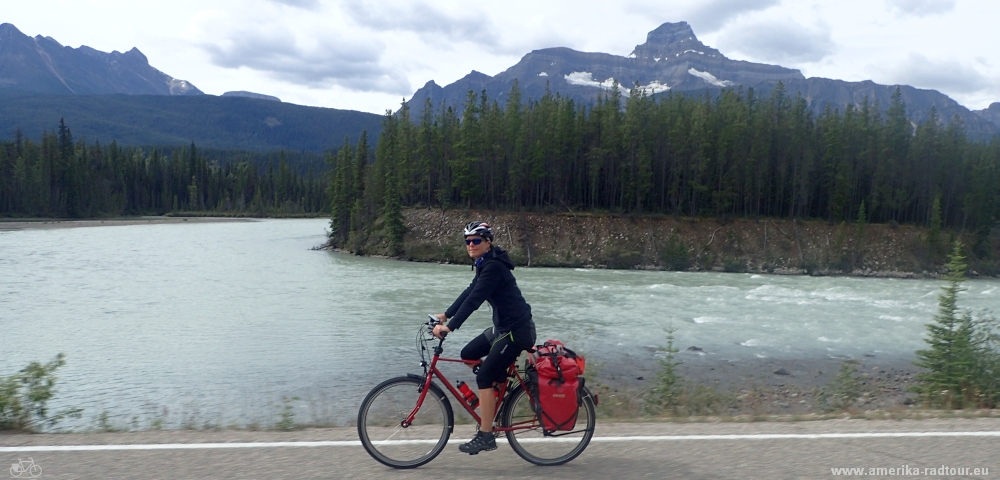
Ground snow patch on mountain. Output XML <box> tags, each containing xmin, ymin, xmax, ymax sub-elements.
<box><xmin>641</xmin><ymin>81</ymin><xmax>670</xmax><ymax>93</ymax></box>
<box><xmin>564</xmin><ymin>71</ymin><xmax>602</xmax><ymax>87</ymax></box>
<box><xmin>564</xmin><ymin>72</ymin><xmax>631</xmax><ymax>95</ymax></box>
<box><xmin>168</xmin><ymin>78</ymin><xmax>199</xmax><ymax>95</ymax></box>
<box><xmin>563</xmin><ymin>72</ymin><xmax>668</xmax><ymax>96</ymax></box>
<box><xmin>688</xmin><ymin>68</ymin><xmax>732</xmax><ymax>87</ymax></box>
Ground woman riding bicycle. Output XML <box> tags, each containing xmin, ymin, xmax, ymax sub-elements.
<box><xmin>432</xmin><ymin>221</ymin><xmax>536</xmax><ymax>455</ymax></box>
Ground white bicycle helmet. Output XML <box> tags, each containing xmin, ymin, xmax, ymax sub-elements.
<box><xmin>463</xmin><ymin>221</ymin><xmax>493</xmax><ymax>240</ymax></box>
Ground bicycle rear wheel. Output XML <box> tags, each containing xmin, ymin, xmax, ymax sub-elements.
<box><xmin>500</xmin><ymin>384</ymin><xmax>596</xmax><ymax>466</ymax></box>
<box><xmin>357</xmin><ymin>376</ymin><xmax>452</xmax><ymax>468</ymax></box>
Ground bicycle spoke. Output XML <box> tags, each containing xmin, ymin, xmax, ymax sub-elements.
<box><xmin>501</xmin><ymin>385</ymin><xmax>595</xmax><ymax>466</ymax></box>
<box><xmin>358</xmin><ymin>377</ymin><xmax>451</xmax><ymax>469</ymax></box>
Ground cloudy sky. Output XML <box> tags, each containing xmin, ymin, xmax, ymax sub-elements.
<box><xmin>5</xmin><ymin>0</ymin><xmax>998</xmax><ymax>113</ymax></box>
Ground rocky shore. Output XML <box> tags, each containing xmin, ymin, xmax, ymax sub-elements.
<box><xmin>336</xmin><ymin>208</ymin><xmax>999</xmax><ymax>279</ymax></box>
<box><xmin>592</xmin><ymin>351</ymin><xmax>921</xmax><ymax>416</ymax></box>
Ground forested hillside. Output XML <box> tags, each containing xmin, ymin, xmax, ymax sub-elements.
<box><xmin>329</xmin><ymin>81</ymin><xmax>1000</xmax><ymax>260</ymax></box>
<box><xmin>0</xmin><ymin>93</ymin><xmax>383</xmax><ymax>152</ymax></box>
<box><xmin>0</xmin><ymin>121</ymin><xmax>331</xmax><ymax>217</ymax></box>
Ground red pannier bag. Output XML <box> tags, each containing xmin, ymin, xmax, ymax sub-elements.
<box><xmin>530</xmin><ymin>340</ymin><xmax>582</xmax><ymax>431</ymax></box>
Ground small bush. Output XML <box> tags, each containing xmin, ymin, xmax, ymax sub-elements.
<box><xmin>0</xmin><ymin>353</ymin><xmax>82</xmax><ymax>431</ymax></box>
<box><xmin>645</xmin><ymin>328</ymin><xmax>732</xmax><ymax>416</ymax></box>
<box><xmin>646</xmin><ymin>328</ymin><xmax>682</xmax><ymax>412</ymax></box>
<box><xmin>276</xmin><ymin>396</ymin><xmax>300</xmax><ymax>431</ymax></box>
<box><xmin>722</xmin><ymin>256</ymin><xmax>745</xmax><ymax>273</ymax></box>
<box><xmin>660</xmin><ymin>234</ymin><xmax>691</xmax><ymax>270</ymax></box>
<box><xmin>603</xmin><ymin>246</ymin><xmax>643</xmax><ymax>269</ymax></box>
<box><xmin>819</xmin><ymin>360</ymin><xmax>865</xmax><ymax>412</ymax></box>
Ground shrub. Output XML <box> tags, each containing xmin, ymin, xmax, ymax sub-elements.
<box><xmin>0</xmin><ymin>353</ymin><xmax>82</xmax><ymax>431</ymax></box>
<box><xmin>660</xmin><ymin>234</ymin><xmax>691</xmax><ymax>270</ymax></box>
<box><xmin>603</xmin><ymin>246</ymin><xmax>642</xmax><ymax>269</ymax></box>
<box><xmin>276</xmin><ymin>396</ymin><xmax>300</xmax><ymax>431</ymax></box>
<box><xmin>722</xmin><ymin>256</ymin><xmax>745</xmax><ymax>273</ymax></box>
<box><xmin>819</xmin><ymin>360</ymin><xmax>865</xmax><ymax>412</ymax></box>
<box><xmin>646</xmin><ymin>327</ymin><xmax>682</xmax><ymax>412</ymax></box>
<box><xmin>645</xmin><ymin>328</ymin><xmax>732</xmax><ymax>416</ymax></box>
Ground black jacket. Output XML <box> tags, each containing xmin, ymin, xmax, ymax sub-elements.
<box><xmin>445</xmin><ymin>246</ymin><xmax>532</xmax><ymax>333</ymax></box>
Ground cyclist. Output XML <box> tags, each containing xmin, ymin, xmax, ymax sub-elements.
<box><xmin>432</xmin><ymin>221</ymin><xmax>536</xmax><ymax>455</ymax></box>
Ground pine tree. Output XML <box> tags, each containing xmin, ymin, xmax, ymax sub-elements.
<box><xmin>913</xmin><ymin>241</ymin><xmax>977</xmax><ymax>407</ymax></box>
<box><xmin>383</xmin><ymin>163</ymin><xmax>406</xmax><ymax>256</ymax></box>
<box><xmin>928</xmin><ymin>193</ymin><xmax>942</xmax><ymax>253</ymax></box>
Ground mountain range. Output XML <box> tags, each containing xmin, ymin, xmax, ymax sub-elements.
<box><xmin>0</xmin><ymin>23</ymin><xmax>200</xmax><ymax>96</ymax></box>
<box><xmin>0</xmin><ymin>22</ymin><xmax>381</xmax><ymax>151</ymax></box>
<box><xmin>0</xmin><ymin>91</ymin><xmax>382</xmax><ymax>152</ymax></box>
<box><xmin>1</xmin><ymin>21</ymin><xmax>997</xmax><ymax>151</ymax></box>
<box><xmin>409</xmin><ymin>22</ymin><xmax>999</xmax><ymax>139</ymax></box>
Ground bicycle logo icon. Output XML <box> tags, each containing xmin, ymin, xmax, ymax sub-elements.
<box><xmin>9</xmin><ymin>458</ymin><xmax>41</xmax><ymax>478</ymax></box>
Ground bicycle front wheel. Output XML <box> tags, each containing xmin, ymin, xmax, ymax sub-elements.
<box><xmin>357</xmin><ymin>376</ymin><xmax>452</xmax><ymax>469</ymax></box>
<box><xmin>501</xmin><ymin>384</ymin><xmax>596</xmax><ymax>466</ymax></box>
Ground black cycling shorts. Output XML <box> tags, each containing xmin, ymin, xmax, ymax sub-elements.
<box><xmin>461</xmin><ymin>321</ymin><xmax>536</xmax><ymax>389</ymax></box>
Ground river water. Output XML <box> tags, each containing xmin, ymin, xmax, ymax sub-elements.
<box><xmin>2</xmin><ymin>219</ymin><xmax>998</xmax><ymax>430</ymax></box>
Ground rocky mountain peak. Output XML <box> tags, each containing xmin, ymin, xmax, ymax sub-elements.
<box><xmin>645</xmin><ymin>22</ymin><xmax>696</xmax><ymax>45</ymax></box>
<box><xmin>974</xmin><ymin>102</ymin><xmax>1000</xmax><ymax>129</ymax></box>
<box><xmin>123</xmin><ymin>47</ymin><xmax>147</xmax><ymax>61</ymax></box>
<box><xmin>0</xmin><ymin>22</ymin><xmax>202</xmax><ymax>96</ymax></box>
<box><xmin>630</xmin><ymin>21</ymin><xmax>723</xmax><ymax>60</ymax></box>
<box><xmin>404</xmin><ymin>19</ymin><xmax>993</xmax><ymax>139</ymax></box>
<box><xmin>0</xmin><ymin>23</ymin><xmax>24</xmax><ymax>38</ymax></box>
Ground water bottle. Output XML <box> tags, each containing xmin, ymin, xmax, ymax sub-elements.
<box><xmin>457</xmin><ymin>381</ymin><xmax>479</xmax><ymax>408</ymax></box>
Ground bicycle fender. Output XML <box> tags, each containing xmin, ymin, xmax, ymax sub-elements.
<box><xmin>407</xmin><ymin>373</ymin><xmax>455</xmax><ymax>434</ymax></box>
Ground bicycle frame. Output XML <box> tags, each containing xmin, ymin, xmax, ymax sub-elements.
<box><xmin>403</xmin><ymin>336</ymin><xmax>539</xmax><ymax>433</ymax></box>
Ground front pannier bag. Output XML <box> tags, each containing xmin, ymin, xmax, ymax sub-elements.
<box><xmin>529</xmin><ymin>340</ymin><xmax>583</xmax><ymax>431</ymax></box>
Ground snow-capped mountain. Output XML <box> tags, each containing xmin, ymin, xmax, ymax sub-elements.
<box><xmin>408</xmin><ymin>22</ymin><xmax>996</xmax><ymax>138</ymax></box>
<box><xmin>0</xmin><ymin>22</ymin><xmax>202</xmax><ymax>96</ymax></box>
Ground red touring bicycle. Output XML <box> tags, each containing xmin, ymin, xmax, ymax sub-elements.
<box><xmin>357</xmin><ymin>316</ymin><xmax>597</xmax><ymax>468</ymax></box>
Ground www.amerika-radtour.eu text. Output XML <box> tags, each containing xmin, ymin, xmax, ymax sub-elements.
<box><xmin>831</xmin><ymin>465</ymin><xmax>989</xmax><ymax>476</ymax></box>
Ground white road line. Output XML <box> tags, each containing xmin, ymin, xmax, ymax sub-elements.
<box><xmin>2</xmin><ymin>432</ymin><xmax>998</xmax><ymax>452</ymax></box>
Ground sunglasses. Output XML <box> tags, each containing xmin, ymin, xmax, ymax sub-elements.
<box><xmin>465</xmin><ymin>238</ymin><xmax>485</xmax><ymax>246</ymax></box>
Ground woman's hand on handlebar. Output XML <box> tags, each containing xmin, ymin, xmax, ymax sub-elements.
<box><xmin>432</xmin><ymin>313</ymin><xmax>447</xmax><ymax>324</ymax></box>
<box><xmin>432</xmin><ymin>324</ymin><xmax>451</xmax><ymax>339</ymax></box>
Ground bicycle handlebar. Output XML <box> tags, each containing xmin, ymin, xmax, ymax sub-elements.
<box><xmin>426</xmin><ymin>314</ymin><xmax>448</xmax><ymax>339</ymax></box>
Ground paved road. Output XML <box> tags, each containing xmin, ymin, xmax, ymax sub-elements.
<box><xmin>3</xmin><ymin>419</ymin><xmax>997</xmax><ymax>479</ymax></box>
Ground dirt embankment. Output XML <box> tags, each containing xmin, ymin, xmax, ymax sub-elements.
<box><xmin>337</xmin><ymin>209</ymin><xmax>998</xmax><ymax>278</ymax></box>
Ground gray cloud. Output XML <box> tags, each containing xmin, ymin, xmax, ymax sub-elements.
<box><xmin>202</xmin><ymin>27</ymin><xmax>410</xmax><ymax>94</ymax></box>
<box><xmin>884</xmin><ymin>0</ymin><xmax>956</xmax><ymax>17</ymax></box>
<box><xmin>341</xmin><ymin>0</ymin><xmax>503</xmax><ymax>51</ymax></box>
<box><xmin>625</xmin><ymin>0</ymin><xmax>779</xmax><ymax>35</ymax></box>
<box><xmin>717</xmin><ymin>20</ymin><xmax>835</xmax><ymax>63</ymax></box>
<box><xmin>267</xmin><ymin>0</ymin><xmax>322</xmax><ymax>10</ymax></box>
<box><xmin>685</xmin><ymin>0</ymin><xmax>781</xmax><ymax>34</ymax></box>
<box><xmin>879</xmin><ymin>53</ymin><xmax>993</xmax><ymax>94</ymax></box>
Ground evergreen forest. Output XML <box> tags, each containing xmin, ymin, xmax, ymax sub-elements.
<box><xmin>328</xmin><ymin>82</ymin><xmax>1000</xmax><ymax>256</ymax></box>
<box><xmin>0</xmin><ymin>120</ymin><xmax>329</xmax><ymax>217</ymax></box>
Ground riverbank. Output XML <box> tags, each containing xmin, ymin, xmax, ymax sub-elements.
<box><xmin>0</xmin><ymin>216</ymin><xmax>255</xmax><ymax>231</ymax></box>
<box><xmin>333</xmin><ymin>208</ymin><xmax>999</xmax><ymax>278</ymax></box>
<box><xmin>592</xmin><ymin>351</ymin><xmax>921</xmax><ymax>417</ymax></box>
